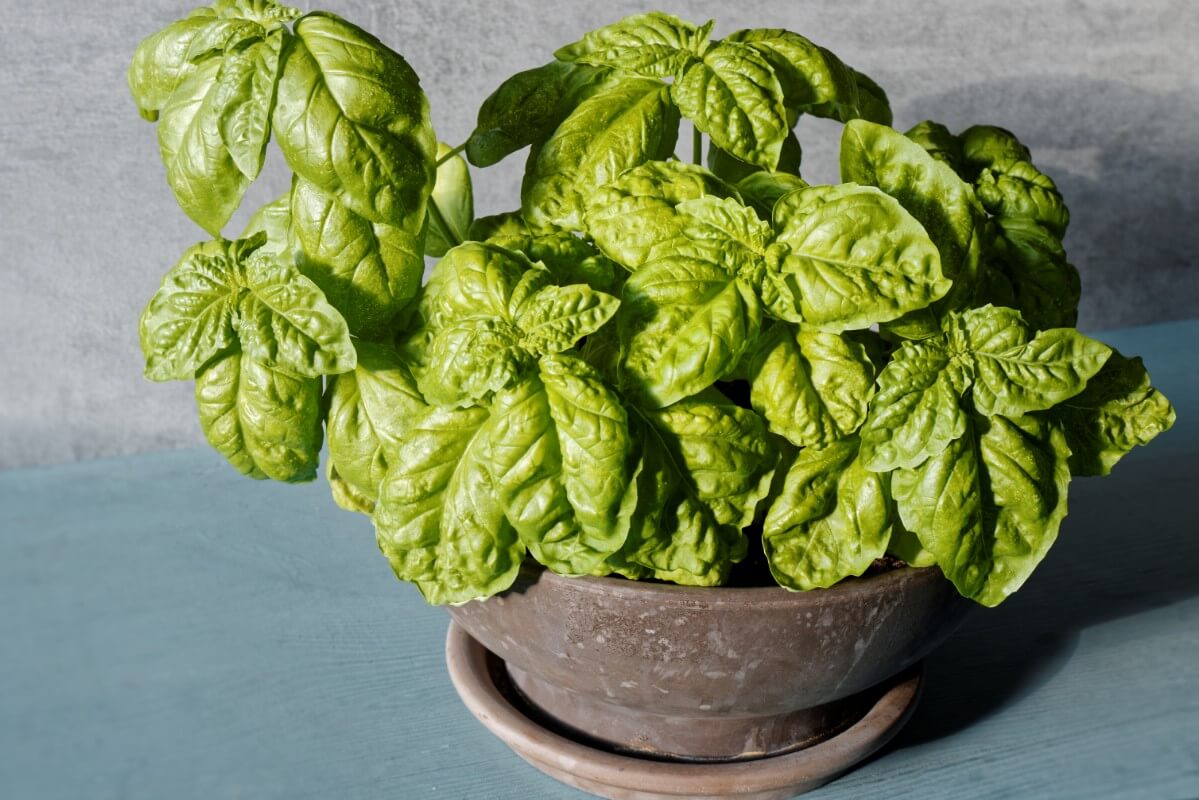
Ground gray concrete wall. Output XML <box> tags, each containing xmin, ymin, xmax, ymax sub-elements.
<box><xmin>1</xmin><ymin>0</ymin><xmax>1196</xmax><ymax>470</ymax></box>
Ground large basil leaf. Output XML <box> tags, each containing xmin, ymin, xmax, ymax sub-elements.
<box><xmin>672</xmin><ymin>41</ymin><xmax>788</xmax><ymax>170</ymax></box>
<box><xmin>1048</xmin><ymin>351</ymin><xmax>1176</xmax><ymax>476</ymax></box>
<box><xmin>237</xmin><ymin>251</ymin><xmax>356</xmax><ymax>377</ymax></box>
<box><xmin>904</xmin><ymin>120</ymin><xmax>962</xmax><ymax>171</ymax></box>
<box><xmin>584</xmin><ymin>160</ymin><xmax>735</xmax><ymax>269</ymax></box>
<box><xmin>840</xmin><ymin>120</ymin><xmax>984</xmax><ymax>290</ymax></box>
<box><xmin>419</xmin><ymin>318</ymin><xmax>528</xmax><ymax>407</ymax></box>
<box><xmin>976</xmin><ymin>160</ymin><xmax>1068</xmax><ymax>237</ymax></box>
<box><xmin>374</xmin><ymin>406</ymin><xmax>524</xmax><ymax>605</ymax></box>
<box><xmin>422</xmin><ymin>242</ymin><xmax>534</xmax><ymax>327</ymax></box>
<box><xmin>763</xmin><ymin>437</ymin><xmax>891</xmax><ymax>591</ymax></box>
<box><xmin>852</xmin><ymin>69</ymin><xmax>893</xmax><ymax>126</ymax></box>
<box><xmin>139</xmin><ymin>237</ymin><xmax>260</xmax><ymax>381</ymax></box>
<box><xmin>241</xmin><ymin>193</ymin><xmax>292</xmax><ymax>255</ymax></box>
<box><xmin>749</xmin><ymin>326</ymin><xmax>876</xmax><ymax>448</ymax></box>
<box><xmin>487</xmin><ymin>359</ymin><xmax>633</xmax><ymax>575</ymax></box>
<box><xmin>722</xmin><ymin>29</ymin><xmax>856</xmax><ymax>120</ymax></box>
<box><xmin>157</xmin><ymin>57</ymin><xmax>252</xmax><ymax>235</ymax></box>
<box><xmin>858</xmin><ymin>340</ymin><xmax>969</xmax><ymax>471</ymax></box>
<box><xmin>620</xmin><ymin>400</ymin><xmax>775</xmax><ymax>585</ymax></box>
<box><xmin>195</xmin><ymin>348</ymin><xmax>321</xmax><ymax>482</ymax></box>
<box><xmin>619</xmin><ymin>256</ymin><xmax>761</xmax><ymax>408</ymax></box>
<box><xmin>515</xmin><ymin>284</ymin><xmax>620</xmax><ymax>355</ymax></box>
<box><xmin>770</xmin><ymin>184</ymin><xmax>950</xmax><ymax>330</ymax></box>
<box><xmin>213</xmin><ymin>32</ymin><xmax>283</xmax><ymax>180</ymax></box>
<box><xmin>708</xmin><ymin>130</ymin><xmax>802</xmax><ymax>186</ymax></box>
<box><xmin>272</xmin><ymin>12</ymin><xmax>436</xmax><ymax>229</ymax></box>
<box><xmin>522</xmin><ymin>76</ymin><xmax>679</xmax><ymax>229</ymax></box>
<box><xmin>667</xmin><ymin>195</ymin><xmax>773</xmax><ymax>270</ymax></box>
<box><xmin>734</xmin><ymin>170</ymin><xmax>808</xmax><ymax>219</ymax></box>
<box><xmin>555</xmin><ymin>12</ymin><xmax>712</xmax><ymax>78</ymax></box>
<box><xmin>954</xmin><ymin>306</ymin><xmax>1111</xmax><ymax>417</ymax></box>
<box><xmin>465</xmin><ymin>61</ymin><xmax>611</xmax><ymax>168</ymax></box>
<box><xmin>486</xmin><ymin>230</ymin><xmax>621</xmax><ymax>294</ymax></box>
<box><xmin>325</xmin><ymin>341</ymin><xmax>427</xmax><ymax>507</ymax></box>
<box><xmin>290</xmin><ymin>176</ymin><xmax>424</xmax><ymax>336</ymax></box>
<box><xmin>424</xmin><ymin>142</ymin><xmax>474</xmax><ymax>257</ymax></box>
<box><xmin>893</xmin><ymin>414</ymin><xmax>1070</xmax><ymax>607</ymax></box>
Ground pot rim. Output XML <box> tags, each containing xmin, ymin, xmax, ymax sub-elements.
<box><xmin>507</xmin><ymin>562</ymin><xmax>947</xmax><ymax>609</ymax></box>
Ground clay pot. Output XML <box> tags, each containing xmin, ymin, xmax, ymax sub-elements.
<box><xmin>446</xmin><ymin>563</ymin><xmax>971</xmax><ymax>763</ymax></box>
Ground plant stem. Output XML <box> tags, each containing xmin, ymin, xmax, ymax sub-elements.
<box><xmin>692</xmin><ymin>125</ymin><xmax>702</xmax><ymax>165</ymax></box>
<box><xmin>427</xmin><ymin>196</ymin><xmax>461</xmax><ymax>247</ymax></box>
<box><xmin>435</xmin><ymin>141</ymin><xmax>468</xmax><ymax>168</ymax></box>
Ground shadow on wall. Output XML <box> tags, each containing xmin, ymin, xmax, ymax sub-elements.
<box><xmin>906</xmin><ymin>77</ymin><xmax>1199</xmax><ymax>330</ymax></box>
<box><xmin>887</xmin><ymin>445</ymin><xmax>1199</xmax><ymax>748</ymax></box>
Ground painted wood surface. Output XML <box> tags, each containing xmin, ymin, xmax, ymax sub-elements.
<box><xmin>2</xmin><ymin>320</ymin><xmax>1197</xmax><ymax>800</ymax></box>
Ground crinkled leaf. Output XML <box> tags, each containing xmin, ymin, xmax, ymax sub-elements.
<box><xmin>374</xmin><ymin>406</ymin><xmax>524</xmax><ymax>605</ymax></box>
<box><xmin>554</xmin><ymin>12</ymin><xmax>712</xmax><ymax>78</ymax></box>
<box><xmin>139</xmin><ymin>236</ymin><xmax>261</xmax><ymax>381</ymax></box>
<box><xmin>771</xmin><ymin>183</ymin><xmax>950</xmax><ymax>330</ymax></box>
<box><xmin>956</xmin><ymin>306</ymin><xmax>1111</xmax><ymax>417</ymax></box>
<box><xmin>516</xmin><ymin>284</ymin><xmax>620</xmax><ymax>355</ymax></box>
<box><xmin>419</xmin><ymin>318</ymin><xmax>527</xmax><ymax>407</ymax></box>
<box><xmin>213</xmin><ymin>32</ymin><xmax>283</xmax><ymax>180</ymax></box>
<box><xmin>672</xmin><ymin>41</ymin><xmax>788</xmax><ymax>170</ymax></box>
<box><xmin>959</xmin><ymin>124</ymin><xmax>1031</xmax><ymax>178</ymax></box>
<box><xmin>326</xmin><ymin>341</ymin><xmax>427</xmax><ymax>504</ymax></box>
<box><xmin>195</xmin><ymin>349</ymin><xmax>322</xmax><ymax>482</ymax></box>
<box><xmin>210</xmin><ymin>0</ymin><xmax>300</xmax><ymax>27</ymax></box>
<box><xmin>238</xmin><ymin>252</ymin><xmax>356</xmax><ymax>377</ymax></box>
<box><xmin>1048</xmin><ymin>351</ymin><xmax>1176</xmax><ymax>476</ymax></box>
<box><xmin>466</xmin><ymin>61</ymin><xmax>612</xmax><ymax>168</ymax></box>
<box><xmin>734</xmin><ymin>171</ymin><xmax>808</xmax><ymax>219</ymax></box>
<box><xmin>523</xmin><ymin>76</ymin><xmax>679</xmax><ymax>230</ymax></box>
<box><xmin>859</xmin><ymin>340</ymin><xmax>969</xmax><ymax>471</ymax></box>
<box><xmin>665</xmin><ymin>195</ymin><xmax>772</xmax><ymax>271</ymax></box>
<box><xmin>620</xmin><ymin>256</ymin><xmax>761</xmax><ymax>408</ymax></box>
<box><xmin>290</xmin><ymin>176</ymin><xmax>424</xmax><ymax>336</ymax></box>
<box><xmin>423</xmin><ymin>241</ymin><xmax>535</xmax><ymax>327</ymax></box>
<box><xmin>584</xmin><ymin>160</ymin><xmax>734</xmax><ymax>269</ymax></box>
<box><xmin>489</xmin><ymin>230</ymin><xmax>621</xmax><ymax>294</ymax></box>
<box><xmin>722</xmin><ymin>29</ymin><xmax>856</xmax><ymax>121</ymax></box>
<box><xmin>893</xmin><ymin>413</ymin><xmax>1070</xmax><ymax>607</ymax></box>
<box><xmin>487</xmin><ymin>365</ymin><xmax>632</xmax><ymax>575</ymax></box>
<box><xmin>425</xmin><ymin>141</ymin><xmax>474</xmax><ymax>257</ymax></box>
<box><xmin>708</xmin><ymin>130</ymin><xmax>802</xmax><ymax>185</ymax></box>
<box><xmin>272</xmin><ymin>12</ymin><xmax>436</xmax><ymax>228</ymax></box>
<box><xmin>327</xmin><ymin>461</ymin><xmax>375</xmax><ymax>514</ymax></box>
<box><xmin>904</xmin><ymin>120</ymin><xmax>962</xmax><ymax>171</ymax></box>
<box><xmin>976</xmin><ymin>160</ymin><xmax>1069</xmax><ymax>237</ymax></box>
<box><xmin>763</xmin><ymin>437</ymin><xmax>891</xmax><ymax>591</ymax></box>
<box><xmin>749</xmin><ymin>326</ymin><xmax>876</xmax><ymax>447</ymax></box>
<box><xmin>241</xmin><ymin>193</ymin><xmax>292</xmax><ymax>255</ymax></box>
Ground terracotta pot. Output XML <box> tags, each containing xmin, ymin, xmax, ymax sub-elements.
<box><xmin>447</xmin><ymin>563</ymin><xmax>972</xmax><ymax>763</ymax></box>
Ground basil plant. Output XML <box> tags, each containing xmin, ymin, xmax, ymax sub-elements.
<box><xmin>132</xmin><ymin>6</ymin><xmax>1174</xmax><ymax>607</ymax></box>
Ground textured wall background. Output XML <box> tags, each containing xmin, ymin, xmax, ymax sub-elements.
<box><xmin>1</xmin><ymin>0</ymin><xmax>1196</xmax><ymax>470</ymax></box>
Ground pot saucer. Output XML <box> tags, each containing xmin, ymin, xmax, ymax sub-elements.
<box><xmin>446</xmin><ymin>622</ymin><xmax>922</xmax><ymax>800</ymax></box>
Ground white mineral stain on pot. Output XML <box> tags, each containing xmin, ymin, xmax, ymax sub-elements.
<box><xmin>595</xmin><ymin>634</ymin><xmax>606</xmax><ymax>644</ymax></box>
<box><xmin>620</xmin><ymin>680</ymin><xmax>638</xmax><ymax>688</ymax></box>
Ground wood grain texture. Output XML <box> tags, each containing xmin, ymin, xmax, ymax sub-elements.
<box><xmin>1</xmin><ymin>320</ymin><xmax>1197</xmax><ymax>799</ymax></box>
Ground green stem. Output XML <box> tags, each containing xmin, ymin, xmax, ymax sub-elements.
<box><xmin>435</xmin><ymin>141</ymin><xmax>468</xmax><ymax>168</ymax></box>
<box><xmin>427</xmin><ymin>196</ymin><xmax>461</xmax><ymax>248</ymax></box>
<box><xmin>692</xmin><ymin>125</ymin><xmax>702</xmax><ymax>165</ymax></box>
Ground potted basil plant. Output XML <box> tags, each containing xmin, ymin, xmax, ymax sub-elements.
<box><xmin>130</xmin><ymin>4</ymin><xmax>1175</xmax><ymax>797</ymax></box>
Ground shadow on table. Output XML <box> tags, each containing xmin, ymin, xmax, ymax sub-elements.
<box><xmin>888</xmin><ymin>447</ymin><xmax>1198</xmax><ymax>748</ymax></box>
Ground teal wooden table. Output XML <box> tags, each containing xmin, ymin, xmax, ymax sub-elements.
<box><xmin>3</xmin><ymin>320</ymin><xmax>1198</xmax><ymax>800</ymax></box>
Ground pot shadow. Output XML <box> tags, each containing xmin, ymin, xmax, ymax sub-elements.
<box><xmin>885</xmin><ymin>446</ymin><xmax>1198</xmax><ymax>749</ymax></box>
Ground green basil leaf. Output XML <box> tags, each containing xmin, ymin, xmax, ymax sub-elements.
<box><xmin>763</xmin><ymin>436</ymin><xmax>891</xmax><ymax>591</ymax></box>
<box><xmin>771</xmin><ymin>184</ymin><xmax>950</xmax><ymax>330</ymax></box>
<box><xmin>858</xmin><ymin>340</ymin><xmax>969</xmax><ymax>471</ymax></box>
<box><xmin>976</xmin><ymin>160</ymin><xmax>1069</xmax><ymax>237</ymax></box>
<box><xmin>419</xmin><ymin>318</ymin><xmax>528</xmax><ymax>407</ymax></box>
<box><xmin>840</xmin><ymin>120</ymin><xmax>984</xmax><ymax>289</ymax></box>
<box><xmin>733</xmin><ymin>171</ymin><xmax>808</xmax><ymax>219</ymax></box>
<box><xmin>523</xmin><ymin>76</ymin><xmax>679</xmax><ymax>230</ymax></box>
<box><xmin>748</xmin><ymin>326</ymin><xmax>876</xmax><ymax>447</ymax></box>
<box><xmin>139</xmin><ymin>236</ymin><xmax>260</xmax><ymax>381</ymax></box>
<box><xmin>424</xmin><ymin>242</ymin><xmax>536</xmax><ymax>326</ymax></box>
<box><xmin>955</xmin><ymin>306</ymin><xmax>1112</xmax><ymax>417</ymax></box>
<box><xmin>554</xmin><ymin>12</ymin><xmax>712</xmax><ymax>78</ymax></box>
<box><xmin>667</xmin><ymin>195</ymin><xmax>772</xmax><ymax>270</ymax></box>
<box><xmin>466</xmin><ymin>61</ymin><xmax>611</xmax><ymax>168</ymax></box>
<box><xmin>327</xmin><ymin>461</ymin><xmax>375</xmax><ymax>514</ymax></box>
<box><xmin>272</xmin><ymin>12</ymin><xmax>436</xmax><ymax>228</ymax></box>
<box><xmin>213</xmin><ymin>32</ymin><xmax>282</xmax><ymax>180</ymax></box>
<box><xmin>195</xmin><ymin>348</ymin><xmax>322</xmax><ymax>482</ymax></box>
<box><xmin>584</xmin><ymin>160</ymin><xmax>734</xmax><ymax>269</ymax></box>
<box><xmin>988</xmin><ymin>221</ymin><xmax>1081</xmax><ymax>330</ymax></box>
<box><xmin>893</xmin><ymin>413</ymin><xmax>1070</xmax><ymax>607</ymax></box>
<box><xmin>708</xmin><ymin>130</ymin><xmax>802</xmax><ymax>185</ymax></box>
<box><xmin>326</xmin><ymin>341</ymin><xmax>427</xmax><ymax>504</ymax></box>
<box><xmin>374</xmin><ymin>405</ymin><xmax>524</xmax><ymax>605</ymax></box>
<box><xmin>1047</xmin><ymin>351</ymin><xmax>1176</xmax><ymax>476</ymax></box>
<box><xmin>241</xmin><ymin>193</ymin><xmax>292</xmax><ymax>255</ymax></box>
<box><xmin>488</xmin><ymin>230</ymin><xmax>621</xmax><ymax>294</ymax></box>
<box><xmin>290</xmin><ymin>176</ymin><xmax>424</xmax><ymax>336</ymax></box>
<box><xmin>515</xmin><ymin>284</ymin><xmax>620</xmax><ymax>355</ymax></box>
<box><xmin>157</xmin><ymin>56</ymin><xmax>252</xmax><ymax>235</ymax></box>
<box><xmin>904</xmin><ymin>120</ymin><xmax>962</xmax><ymax>172</ymax></box>
<box><xmin>487</xmin><ymin>365</ymin><xmax>632</xmax><ymax>575</ymax></box>
<box><xmin>425</xmin><ymin>142</ymin><xmax>474</xmax><ymax>257</ymax></box>
<box><xmin>128</xmin><ymin>12</ymin><xmax>223</xmax><ymax>122</ymax></box>
<box><xmin>887</xmin><ymin>524</ymin><xmax>937</xmax><ymax>568</ymax></box>
<box><xmin>210</xmin><ymin>0</ymin><xmax>300</xmax><ymax>27</ymax></box>
<box><xmin>959</xmin><ymin>124</ymin><xmax>1032</xmax><ymax>178</ymax></box>
<box><xmin>467</xmin><ymin>211</ymin><xmax>531</xmax><ymax>242</ymax></box>
<box><xmin>852</xmin><ymin>68</ymin><xmax>893</xmax><ymax>126</ymax></box>
<box><xmin>237</xmin><ymin>252</ymin><xmax>356</xmax><ymax>377</ymax></box>
<box><xmin>722</xmin><ymin>29</ymin><xmax>856</xmax><ymax>120</ymax></box>
<box><xmin>672</xmin><ymin>41</ymin><xmax>788</xmax><ymax>170</ymax></box>
<box><xmin>620</xmin><ymin>256</ymin><xmax>761</xmax><ymax>408</ymax></box>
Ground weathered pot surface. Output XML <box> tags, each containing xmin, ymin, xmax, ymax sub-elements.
<box><xmin>447</xmin><ymin>563</ymin><xmax>972</xmax><ymax>762</ymax></box>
